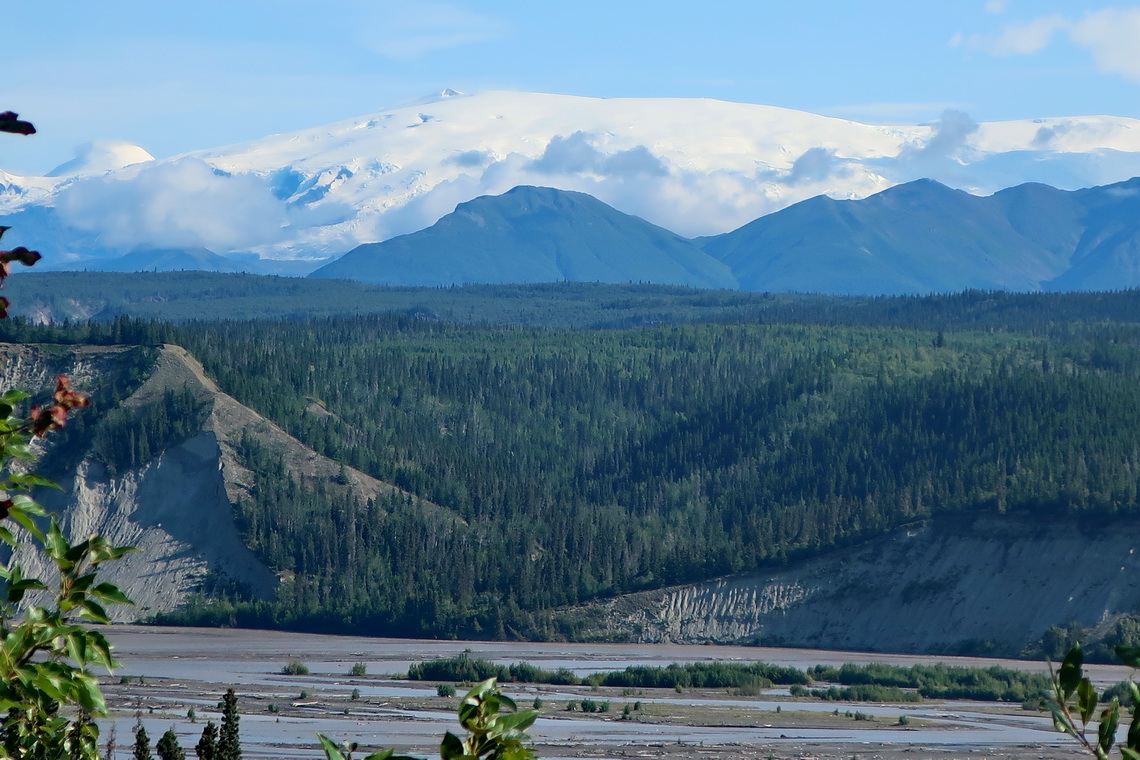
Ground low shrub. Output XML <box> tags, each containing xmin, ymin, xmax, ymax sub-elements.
<box><xmin>282</xmin><ymin>659</ymin><xmax>309</xmax><ymax>676</ymax></box>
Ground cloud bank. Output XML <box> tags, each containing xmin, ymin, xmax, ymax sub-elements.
<box><xmin>56</xmin><ymin>159</ymin><xmax>288</xmax><ymax>251</ymax></box>
<box><xmin>953</xmin><ymin>5</ymin><xmax>1140</xmax><ymax>82</ymax></box>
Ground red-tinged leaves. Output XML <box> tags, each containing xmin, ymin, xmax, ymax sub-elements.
<box><xmin>0</xmin><ymin>112</ymin><xmax>35</xmax><ymax>136</ymax></box>
<box><xmin>0</xmin><ymin>246</ymin><xmax>41</xmax><ymax>288</ymax></box>
<box><xmin>52</xmin><ymin>375</ymin><xmax>89</xmax><ymax>409</ymax></box>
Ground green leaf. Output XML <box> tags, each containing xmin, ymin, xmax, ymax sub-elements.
<box><xmin>1078</xmin><ymin>677</ymin><xmax>1098</xmax><ymax>724</ymax></box>
<box><xmin>1059</xmin><ymin>643</ymin><xmax>1084</xmax><ymax>699</ymax></box>
<box><xmin>1</xmin><ymin>389</ymin><xmax>32</xmax><ymax>404</ymax></box>
<box><xmin>91</xmin><ymin>582</ymin><xmax>134</xmax><ymax>606</ymax></box>
<box><xmin>8</xmin><ymin>514</ymin><xmax>43</xmax><ymax>542</ymax></box>
<box><xmin>491</xmin><ymin>709</ymin><xmax>538</xmax><ymax>735</ymax></box>
<box><xmin>5</xmin><ymin>443</ymin><xmax>37</xmax><ymax>460</ymax></box>
<box><xmin>8</xmin><ymin>577</ymin><xmax>48</xmax><ymax>604</ymax></box>
<box><xmin>1128</xmin><ymin>696</ymin><xmax>1140</xmax><ymax>750</ymax></box>
<box><xmin>497</xmin><ymin>692</ymin><xmax>518</xmax><ymax>712</ymax></box>
<box><xmin>6</xmin><ymin>473</ymin><xmax>59</xmax><ymax>490</ymax></box>
<box><xmin>1050</xmin><ymin>702</ymin><xmax>1077</xmax><ymax>736</ymax></box>
<box><xmin>31</xmin><ymin>669</ymin><xmax>68</xmax><ymax>701</ymax></box>
<box><xmin>317</xmin><ymin>734</ymin><xmax>347</xmax><ymax>760</ymax></box>
<box><xmin>440</xmin><ymin>731</ymin><xmax>465</xmax><ymax>760</ymax></box>
<box><xmin>79</xmin><ymin>599</ymin><xmax>109</xmax><ymax>624</ymax></box>
<box><xmin>65</xmin><ymin>632</ymin><xmax>88</xmax><ymax>665</ymax></box>
<box><xmin>81</xmin><ymin>628</ymin><xmax>119</xmax><ymax>670</ymax></box>
<box><xmin>1099</xmin><ymin>702</ymin><xmax>1120</xmax><ymax>756</ymax></box>
<box><xmin>1121</xmin><ymin>748</ymin><xmax>1140</xmax><ymax>760</ymax></box>
<box><xmin>77</xmin><ymin>674</ymin><xmax>107</xmax><ymax>714</ymax></box>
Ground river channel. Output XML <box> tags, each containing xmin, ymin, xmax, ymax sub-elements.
<box><xmin>98</xmin><ymin>625</ymin><xmax>1129</xmax><ymax>759</ymax></box>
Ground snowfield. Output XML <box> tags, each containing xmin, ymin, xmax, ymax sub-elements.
<box><xmin>3</xmin><ymin>89</ymin><xmax>1140</xmax><ymax>264</ymax></box>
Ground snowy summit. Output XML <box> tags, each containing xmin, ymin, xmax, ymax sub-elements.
<box><xmin>2</xmin><ymin>90</ymin><xmax>1140</xmax><ymax>263</ymax></box>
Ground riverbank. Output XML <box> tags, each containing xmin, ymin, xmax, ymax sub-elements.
<box><xmin>97</xmin><ymin>625</ymin><xmax>1114</xmax><ymax>759</ymax></box>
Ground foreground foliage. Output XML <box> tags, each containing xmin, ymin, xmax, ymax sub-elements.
<box><xmin>319</xmin><ymin>679</ymin><xmax>536</xmax><ymax>760</ymax></box>
<box><xmin>1047</xmin><ymin>643</ymin><xmax>1140</xmax><ymax>759</ymax></box>
<box><xmin>0</xmin><ymin>115</ymin><xmax>133</xmax><ymax>758</ymax></box>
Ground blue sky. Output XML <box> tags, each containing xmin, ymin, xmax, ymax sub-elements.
<box><xmin>4</xmin><ymin>0</ymin><xmax>1140</xmax><ymax>175</ymax></box>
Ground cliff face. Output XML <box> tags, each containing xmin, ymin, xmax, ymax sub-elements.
<box><xmin>1</xmin><ymin>342</ymin><xmax>410</xmax><ymax>621</ymax></box>
<box><xmin>579</xmin><ymin>517</ymin><xmax>1140</xmax><ymax>653</ymax></box>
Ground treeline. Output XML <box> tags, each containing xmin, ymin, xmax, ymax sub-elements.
<box><xmin>807</xmin><ymin>663</ymin><xmax>1049</xmax><ymax>702</ymax></box>
<box><xmin>405</xmin><ymin>655</ymin><xmax>1044</xmax><ymax>702</ymax></box>
<box><xmin>8</xmin><ymin>306</ymin><xmax>1140</xmax><ymax>638</ymax></box>
<box><xmin>409</xmin><ymin>655</ymin><xmax>579</xmax><ymax>685</ymax></box>
<box><xmin>6</xmin><ymin>273</ymin><xmax>1140</xmax><ymax>332</ymax></box>
<box><xmin>3</xmin><ymin>275</ymin><xmax>1140</xmax><ymax>332</ymax></box>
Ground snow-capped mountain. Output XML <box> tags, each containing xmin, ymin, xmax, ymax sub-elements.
<box><xmin>3</xmin><ymin>89</ymin><xmax>1140</xmax><ymax>265</ymax></box>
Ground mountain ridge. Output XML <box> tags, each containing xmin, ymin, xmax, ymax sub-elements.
<box><xmin>309</xmin><ymin>178</ymin><xmax>1140</xmax><ymax>294</ymax></box>
<box><xmin>311</xmin><ymin>185</ymin><xmax>737</xmax><ymax>288</ymax></box>
<box><xmin>4</xmin><ymin>90</ymin><xmax>1140</xmax><ymax>264</ymax></box>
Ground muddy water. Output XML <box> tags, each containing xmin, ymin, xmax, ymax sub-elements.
<box><xmin>99</xmin><ymin>625</ymin><xmax>1122</xmax><ymax>759</ymax></box>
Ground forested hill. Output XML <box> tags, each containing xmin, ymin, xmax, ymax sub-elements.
<box><xmin>4</xmin><ymin>270</ymin><xmax>1140</xmax><ymax>331</ymax></box>
<box><xmin>4</xmin><ymin>297</ymin><xmax>1140</xmax><ymax>641</ymax></box>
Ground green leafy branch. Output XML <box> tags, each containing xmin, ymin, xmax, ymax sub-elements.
<box><xmin>1047</xmin><ymin>643</ymin><xmax>1140</xmax><ymax>759</ymax></box>
<box><xmin>0</xmin><ymin>110</ymin><xmax>136</xmax><ymax>759</ymax></box>
<box><xmin>318</xmin><ymin>678</ymin><xmax>538</xmax><ymax>760</ymax></box>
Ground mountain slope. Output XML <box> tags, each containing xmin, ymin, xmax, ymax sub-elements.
<box><xmin>702</xmin><ymin>177</ymin><xmax>1140</xmax><ymax>294</ymax></box>
<box><xmin>310</xmin><ymin>186</ymin><xmax>737</xmax><ymax>288</ymax></box>
<box><xmin>565</xmin><ymin>514</ymin><xmax>1140</xmax><ymax>654</ymax></box>
<box><xmin>2</xmin><ymin>342</ymin><xmax>446</xmax><ymax>620</ymax></box>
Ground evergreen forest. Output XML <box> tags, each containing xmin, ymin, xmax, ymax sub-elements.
<box><xmin>3</xmin><ymin>283</ymin><xmax>1140</xmax><ymax>639</ymax></box>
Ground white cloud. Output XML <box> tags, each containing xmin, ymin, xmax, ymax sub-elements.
<box><xmin>985</xmin><ymin>0</ymin><xmax>1009</xmax><ymax>13</ymax></box>
<box><xmin>1070</xmin><ymin>7</ymin><xmax>1140</xmax><ymax>82</ymax></box>
<box><xmin>785</xmin><ymin>147</ymin><xmax>840</xmax><ymax>185</ymax></box>
<box><xmin>55</xmin><ymin>159</ymin><xmax>288</xmax><ymax>251</ymax></box>
<box><xmin>952</xmin><ymin>14</ymin><xmax>1067</xmax><ymax>55</ymax></box>
<box><xmin>952</xmin><ymin>5</ymin><xmax>1140</xmax><ymax>83</ymax></box>
<box><xmin>903</xmin><ymin>110</ymin><xmax>979</xmax><ymax>161</ymax></box>
<box><xmin>375</xmin><ymin>146</ymin><xmax>781</xmax><ymax>240</ymax></box>
<box><xmin>990</xmin><ymin>13</ymin><xmax>1068</xmax><ymax>54</ymax></box>
<box><xmin>528</xmin><ymin>132</ymin><xmax>668</xmax><ymax>178</ymax></box>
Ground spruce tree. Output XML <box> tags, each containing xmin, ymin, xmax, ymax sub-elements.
<box><xmin>218</xmin><ymin>689</ymin><xmax>241</xmax><ymax>760</ymax></box>
<box><xmin>194</xmin><ymin>722</ymin><xmax>217</xmax><ymax>760</ymax></box>
<box><xmin>156</xmin><ymin>729</ymin><xmax>185</xmax><ymax>760</ymax></box>
<box><xmin>132</xmin><ymin>719</ymin><xmax>153</xmax><ymax>760</ymax></box>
